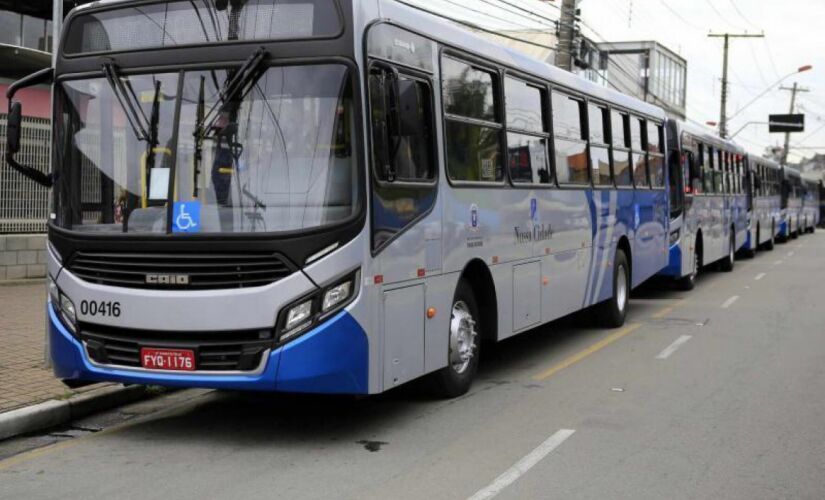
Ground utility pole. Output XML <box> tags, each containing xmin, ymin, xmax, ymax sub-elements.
<box><xmin>708</xmin><ymin>32</ymin><xmax>764</xmax><ymax>138</ymax></box>
<box><xmin>555</xmin><ymin>0</ymin><xmax>578</xmax><ymax>71</ymax></box>
<box><xmin>780</xmin><ymin>82</ymin><xmax>810</xmax><ymax>165</ymax></box>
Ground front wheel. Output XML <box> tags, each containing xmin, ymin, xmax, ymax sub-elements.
<box><xmin>594</xmin><ymin>249</ymin><xmax>630</xmax><ymax>328</ymax></box>
<box><xmin>428</xmin><ymin>280</ymin><xmax>480</xmax><ymax>398</ymax></box>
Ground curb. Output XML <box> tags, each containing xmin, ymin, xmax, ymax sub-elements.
<box><xmin>0</xmin><ymin>384</ymin><xmax>152</xmax><ymax>441</ymax></box>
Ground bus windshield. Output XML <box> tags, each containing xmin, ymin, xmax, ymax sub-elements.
<box><xmin>53</xmin><ymin>64</ymin><xmax>360</xmax><ymax>235</ymax></box>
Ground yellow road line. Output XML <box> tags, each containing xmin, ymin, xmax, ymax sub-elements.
<box><xmin>532</xmin><ymin>323</ymin><xmax>643</xmax><ymax>381</ymax></box>
<box><xmin>650</xmin><ymin>306</ymin><xmax>675</xmax><ymax>319</ymax></box>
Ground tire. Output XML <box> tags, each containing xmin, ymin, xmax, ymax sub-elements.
<box><xmin>428</xmin><ymin>280</ymin><xmax>480</xmax><ymax>398</ymax></box>
<box><xmin>676</xmin><ymin>243</ymin><xmax>699</xmax><ymax>291</ymax></box>
<box><xmin>719</xmin><ymin>230</ymin><xmax>735</xmax><ymax>272</ymax></box>
<box><xmin>594</xmin><ymin>249</ymin><xmax>630</xmax><ymax>328</ymax></box>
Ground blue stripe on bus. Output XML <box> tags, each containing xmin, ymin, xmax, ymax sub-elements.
<box><xmin>48</xmin><ymin>305</ymin><xmax>368</xmax><ymax>394</ymax></box>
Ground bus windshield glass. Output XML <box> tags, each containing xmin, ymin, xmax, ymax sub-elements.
<box><xmin>54</xmin><ymin>64</ymin><xmax>359</xmax><ymax>235</ymax></box>
<box><xmin>63</xmin><ymin>0</ymin><xmax>341</xmax><ymax>54</ymax></box>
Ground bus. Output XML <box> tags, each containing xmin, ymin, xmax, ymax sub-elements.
<box><xmin>779</xmin><ymin>166</ymin><xmax>803</xmax><ymax>241</ymax></box>
<box><xmin>801</xmin><ymin>177</ymin><xmax>820</xmax><ymax>233</ymax></box>
<box><xmin>659</xmin><ymin>120</ymin><xmax>748</xmax><ymax>290</ymax></box>
<box><xmin>740</xmin><ymin>154</ymin><xmax>782</xmax><ymax>255</ymax></box>
<box><xmin>5</xmin><ymin>0</ymin><xmax>670</xmax><ymax>397</ymax></box>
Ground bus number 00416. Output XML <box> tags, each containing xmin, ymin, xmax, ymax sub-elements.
<box><xmin>80</xmin><ymin>300</ymin><xmax>122</xmax><ymax>318</ymax></box>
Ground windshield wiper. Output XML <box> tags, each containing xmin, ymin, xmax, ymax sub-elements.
<box><xmin>202</xmin><ymin>46</ymin><xmax>269</xmax><ymax>133</ymax></box>
<box><xmin>142</xmin><ymin>80</ymin><xmax>163</xmax><ymax>206</ymax></box>
<box><xmin>101</xmin><ymin>61</ymin><xmax>150</xmax><ymax>141</ymax></box>
<box><xmin>193</xmin><ymin>75</ymin><xmax>206</xmax><ymax>199</ymax></box>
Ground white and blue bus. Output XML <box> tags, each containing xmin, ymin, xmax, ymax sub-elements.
<box><xmin>779</xmin><ymin>166</ymin><xmax>803</xmax><ymax>241</ymax></box>
<box><xmin>741</xmin><ymin>154</ymin><xmax>782</xmax><ymax>255</ymax></box>
<box><xmin>6</xmin><ymin>0</ymin><xmax>670</xmax><ymax>397</ymax></box>
<box><xmin>659</xmin><ymin>120</ymin><xmax>748</xmax><ymax>290</ymax></box>
<box><xmin>801</xmin><ymin>177</ymin><xmax>820</xmax><ymax>233</ymax></box>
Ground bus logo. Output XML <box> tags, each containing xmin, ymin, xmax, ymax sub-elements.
<box><xmin>470</xmin><ymin>204</ymin><xmax>479</xmax><ymax>231</ymax></box>
<box><xmin>146</xmin><ymin>274</ymin><xmax>190</xmax><ymax>285</ymax></box>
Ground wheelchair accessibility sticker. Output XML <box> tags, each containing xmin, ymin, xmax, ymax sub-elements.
<box><xmin>173</xmin><ymin>201</ymin><xmax>201</xmax><ymax>233</ymax></box>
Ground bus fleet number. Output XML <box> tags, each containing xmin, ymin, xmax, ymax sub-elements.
<box><xmin>80</xmin><ymin>300</ymin><xmax>122</xmax><ymax>318</ymax></box>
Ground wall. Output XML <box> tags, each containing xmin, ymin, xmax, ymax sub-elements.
<box><xmin>0</xmin><ymin>234</ymin><xmax>47</xmax><ymax>280</ymax></box>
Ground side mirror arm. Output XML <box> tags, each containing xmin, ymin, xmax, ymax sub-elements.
<box><xmin>6</xmin><ymin>67</ymin><xmax>54</xmax><ymax>188</ymax></box>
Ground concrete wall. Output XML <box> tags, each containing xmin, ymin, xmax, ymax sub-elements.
<box><xmin>0</xmin><ymin>234</ymin><xmax>47</xmax><ymax>281</ymax></box>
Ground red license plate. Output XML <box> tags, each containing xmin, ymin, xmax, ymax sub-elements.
<box><xmin>140</xmin><ymin>348</ymin><xmax>196</xmax><ymax>371</ymax></box>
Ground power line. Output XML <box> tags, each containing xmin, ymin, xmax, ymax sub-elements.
<box><xmin>727</xmin><ymin>0</ymin><xmax>759</xmax><ymax>30</ymax></box>
<box><xmin>704</xmin><ymin>0</ymin><xmax>745</xmax><ymax>30</ymax></box>
<box><xmin>436</xmin><ymin>0</ymin><xmax>551</xmax><ymax>31</ymax></box>
<box><xmin>657</xmin><ymin>0</ymin><xmax>703</xmax><ymax>31</ymax></box>
<box><xmin>396</xmin><ymin>0</ymin><xmax>558</xmax><ymax>51</ymax></box>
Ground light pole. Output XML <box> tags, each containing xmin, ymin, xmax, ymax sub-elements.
<box><xmin>726</xmin><ymin>65</ymin><xmax>813</xmax><ymax>125</ymax></box>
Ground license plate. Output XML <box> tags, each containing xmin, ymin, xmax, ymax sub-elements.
<box><xmin>140</xmin><ymin>348</ymin><xmax>196</xmax><ymax>371</ymax></box>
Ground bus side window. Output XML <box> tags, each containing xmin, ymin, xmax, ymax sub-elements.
<box><xmin>368</xmin><ymin>64</ymin><xmax>437</xmax><ymax>251</ymax></box>
<box><xmin>551</xmin><ymin>91</ymin><xmax>588</xmax><ymax>185</ymax></box>
<box><xmin>505</xmin><ymin>77</ymin><xmax>552</xmax><ymax>185</ymax></box>
<box><xmin>369</xmin><ymin>69</ymin><xmax>434</xmax><ymax>183</ymax></box>
<box><xmin>610</xmin><ymin>110</ymin><xmax>632</xmax><ymax>187</ymax></box>
<box><xmin>647</xmin><ymin>121</ymin><xmax>665</xmax><ymax>188</ymax></box>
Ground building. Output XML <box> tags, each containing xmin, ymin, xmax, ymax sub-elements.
<box><xmin>478</xmin><ymin>29</ymin><xmax>688</xmax><ymax>121</ymax></box>
<box><xmin>595</xmin><ymin>41</ymin><xmax>687</xmax><ymax>121</ymax></box>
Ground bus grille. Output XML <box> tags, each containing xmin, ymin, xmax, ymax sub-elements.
<box><xmin>79</xmin><ymin>323</ymin><xmax>274</xmax><ymax>372</ymax></box>
<box><xmin>67</xmin><ymin>252</ymin><xmax>293</xmax><ymax>290</ymax></box>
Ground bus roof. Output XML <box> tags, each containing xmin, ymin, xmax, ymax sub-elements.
<box><xmin>377</xmin><ymin>0</ymin><xmax>667</xmax><ymax>121</ymax></box>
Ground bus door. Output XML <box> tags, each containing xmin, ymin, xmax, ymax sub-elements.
<box><xmin>368</xmin><ymin>59</ymin><xmax>439</xmax><ymax>389</ymax></box>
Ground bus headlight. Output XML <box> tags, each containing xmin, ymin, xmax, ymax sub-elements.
<box><xmin>322</xmin><ymin>280</ymin><xmax>352</xmax><ymax>312</ymax></box>
<box><xmin>277</xmin><ymin>269</ymin><xmax>359</xmax><ymax>344</ymax></box>
<box><xmin>669</xmin><ymin>229</ymin><xmax>680</xmax><ymax>246</ymax></box>
<box><xmin>48</xmin><ymin>276</ymin><xmax>77</xmax><ymax>333</ymax></box>
<box><xmin>284</xmin><ymin>300</ymin><xmax>313</xmax><ymax>333</ymax></box>
<box><xmin>48</xmin><ymin>277</ymin><xmax>59</xmax><ymax>306</ymax></box>
<box><xmin>60</xmin><ymin>294</ymin><xmax>78</xmax><ymax>330</ymax></box>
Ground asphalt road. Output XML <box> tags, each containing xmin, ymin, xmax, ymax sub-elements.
<box><xmin>2</xmin><ymin>234</ymin><xmax>824</xmax><ymax>500</ymax></box>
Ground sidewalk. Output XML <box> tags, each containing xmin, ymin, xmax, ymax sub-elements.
<box><xmin>0</xmin><ymin>281</ymin><xmax>109</xmax><ymax>414</ymax></box>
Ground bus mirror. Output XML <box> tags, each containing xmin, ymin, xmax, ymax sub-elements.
<box><xmin>7</xmin><ymin>101</ymin><xmax>21</xmax><ymax>155</ymax></box>
<box><xmin>397</xmin><ymin>79</ymin><xmax>422</xmax><ymax>137</ymax></box>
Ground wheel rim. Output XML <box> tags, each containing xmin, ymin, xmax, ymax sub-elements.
<box><xmin>616</xmin><ymin>265</ymin><xmax>628</xmax><ymax>313</ymax></box>
<box><xmin>729</xmin><ymin>236</ymin><xmax>734</xmax><ymax>262</ymax></box>
<box><xmin>449</xmin><ymin>300</ymin><xmax>477</xmax><ymax>374</ymax></box>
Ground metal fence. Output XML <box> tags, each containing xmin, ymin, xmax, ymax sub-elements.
<box><xmin>0</xmin><ymin>114</ymin><xmax>51</xmax><ymax>234</ymax></box>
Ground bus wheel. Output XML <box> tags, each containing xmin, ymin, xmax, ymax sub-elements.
<box><xmin>429</xmin><ymin>281</ymin><xmax>480</xmax><ymax>398</ymax></box>
<box><xmin>677</xmin><ymin>245</ymin><xmax>699</xmax><ymax>291</ymax></box>
<box><xmin>595</xmin><ymin>249</ymin><xmax>629</xmax><ymax>328</ymax></box>
<box><xmin>719</xmin><ymin>231</ymin><xmax>735</xmax><ymax>272</ymax></box>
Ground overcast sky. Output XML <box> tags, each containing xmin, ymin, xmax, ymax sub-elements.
<box><xmin>410</xmin><ymin>0</ymin><xmax>825</xmax><ymax>162</ymax></box>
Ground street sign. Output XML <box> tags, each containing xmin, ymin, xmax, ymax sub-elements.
<box><xmin>769</xmin><ymin>114</ymin><xmax>805</xmax><ymax>133</ymax></box>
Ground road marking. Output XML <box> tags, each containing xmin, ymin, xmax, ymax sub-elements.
<box><xmin>754</xmin><ymin>273</ymin><xmax>766</xmax><ymax>281</ymax></box>
<box><xmin>721</xmin><ymin>295</ymin><xmax>739</xmax><ymax>309</ymax></box>
<box><xmin>533</xmin><ymin>323</ymin><xmax>642</xmax><ymax>381</ymax></box>
<box><xmin>787</xmin><ymin>251</ymin><xmax>795</xmax><ymax>257</ymax></box>
<box><xmin>656</xmin><ymin>335</ymin><xmax>693</xmax><ymax>360</ymax></box>
<box><xmin>774</xmin><ymin>260</ymin><xmax>783</xmax><ymax>265</ymax></box>
<box><xmin>651</xmin><ymin>306</ymin><xmax>675</xmax><ymax>318</ymax></box>
<box><xmin>467</xmin><ymin>429</ymin><xmax>576</xmax><ymax>500</ymax></box>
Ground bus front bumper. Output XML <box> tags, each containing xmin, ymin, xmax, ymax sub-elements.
<box><xmin>658</xmin><ymin>243</ymin><xmax>683</xmax><ymax>278</ymax></box>
<box><xmin>49</xmin><ymin>305</ymin><xmax>369</xmax><ymax>394</ymax></box>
